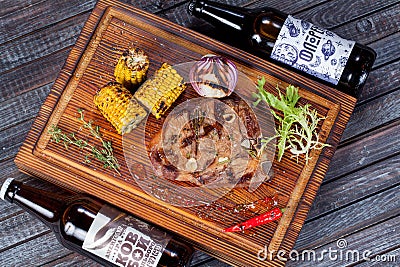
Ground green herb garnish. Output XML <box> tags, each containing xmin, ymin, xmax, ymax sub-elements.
<box><xmin>49</xmin><ymin>109</ymin><xmax>120</xmax><ymax>175</ymax></box>
<box><xmin>253</xmin><ymin>77</ymin><xmax>330</xmax><ymax>163</ymax></box>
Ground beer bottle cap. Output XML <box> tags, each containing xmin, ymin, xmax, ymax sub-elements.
<box><xmin>0</xmin><ymin>178</ymin><xmax>14</xmax><ymax>200</ymax></box>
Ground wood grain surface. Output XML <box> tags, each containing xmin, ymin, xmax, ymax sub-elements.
<box><xmin>1</xmin><ymin>0</ymin><xmax>399</xmax><ymax>266</ymax></box>
<box><xmin>13</xmin><ymin>2</ymin><xmax>353</xmax><ymax>266</ymax></box>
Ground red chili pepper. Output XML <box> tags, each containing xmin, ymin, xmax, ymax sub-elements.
<box><xmin>222</xmin><ymin>207</ymin><xmax>284</xmax><ymax>233</ymax></box>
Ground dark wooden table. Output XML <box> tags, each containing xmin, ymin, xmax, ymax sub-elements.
<box><xmin>1</xmin><ymin>0</ymin><xmax>399</xmax><ymax>266</ymax></box>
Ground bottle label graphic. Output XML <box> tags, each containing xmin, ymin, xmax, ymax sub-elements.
<box><xmin>271</xmin><ymin>15</ymin><xmax>355</xmax><ymax>85</ymax></box>
<box><xmin>83</xmin><ymin>205</ymin><xmax>170</xmax><ymax>267</ymax></box>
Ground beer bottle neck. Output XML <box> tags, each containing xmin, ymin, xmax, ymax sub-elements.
<box><xmin>188</xmin><ymin>0</ymin><xmax>253</xmax><ymax>32</ymax></box>
<box><xmin>1</xmin><ymin>178</ymin><xmax>65</xmax><ymax>226</ymax></box>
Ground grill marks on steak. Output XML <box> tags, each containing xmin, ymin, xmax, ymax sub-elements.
<box><xmin>223</xmin><ymin>98</ymin><xmax>260</xmax><ymax>139</ymax></box>
<box><xmin>148</xmin><ymin>96</ymin><xmax>261</xmax><ymax>186</ymax></box>
<box><xmin>149</xmin><ymin>134</ymin><xmax>179</xmax><ymax>181</ymax></box>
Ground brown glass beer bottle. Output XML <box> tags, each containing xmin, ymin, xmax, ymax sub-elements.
<box><xmin>188</xmin><ymin>0</ymin><xmax>376</xmax><ymax>98</ymax></box>
<box><xmin>0</xmin><ymin>178</ymin><xmax>194</xmax><ymax>267</ymax></box>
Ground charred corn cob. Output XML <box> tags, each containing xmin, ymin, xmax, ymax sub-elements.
<box><xmin>94</xmin><ymin>82</ymin><xmax>147</xmax><ymax>134</ymax></box>
<box><xmin>114</xmin><ymin>48</ymin><xmax>149</xmax><ymax>91</ymax></box>
<box><xmin>134</xmin><ymin>63</ymin><xmax>186</xmax><ymax>119</ymax></box>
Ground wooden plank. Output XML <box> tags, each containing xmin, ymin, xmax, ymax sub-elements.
<box><xmin>306</xmin><ymin>154</ymin><xmax>400</xmax><ymax>220</ymax></box>
<box><xmin>288</xmin><ymin>216</ymin><xmax>400</xmax><ymax>266</ymax></box>
<box><xmin>332</xmin><ymin>3</ymin><xmax>400</xmax><ymax>44</ymax></box>
<box><xmin>0</xmin><ymin>213</ymin><xmax>49</xmax><ymax>251</ymax></box>
<box><xmin>370</xmin><ymin>32</ymin><xmax>400</xmax><ymax>68</ymax></box>
<box><xmin>190</xmin><ymin>250</ymin><xmax>232</xmax><ymax>266</ymax></box>
<box><xmin>0</xmin><ymin>0</ymin><xmax>96</xmax><ymax>44</ymax></box>
<box><xmin>190</xmin><ymin>251</ymin><xmax>217</xmax><ymax>266</ymax></box>
<box><xmin>359</xmin><ymin>60</ymin><xmax>400</xmax><ymax>104</ymax></box>
<box><xmin>0</xmin><ymin>232</ymin><xmax>74</xmax><ymax>266</ymax></box>
<box><xmin>192</xmin><ymin>259</ymin><xmax>233</xmax><ymax>267</ymax></box>
<box><xmin>293</xmin><ymin>185</ymin><xmax>400</xmax><ymax>250</ymax></box>
<box><xmin>41</xmin><ymin>253</ymin><xmax>101</xmax><ymax>267</ymax></box>
<box><xmin>0</xmin><ymin>119</ymin><xmax>35</xmax><ymax>162</ymax></box>
<box><xmin>248</xmin><ymin>0</ymin><xmax>328</xmax><ymax>13</ymax></box>
<box><xmin>295</xmin><ymin>0</ymin><xmax>399</xmax><ymax>29</ymax></box>
<box><xmin>129</xmin><ymin>0</ymin><xmax>188</xmax><ymax>14</ymax></box>
<box><xmin>0</xmin><ymin>13</ymin><xmax>89</xmax><ymax>73</ymax></box>
<box><xmin>357</xmin><ymin>247</ymin><xmax>400</xmax><ymax>267</ymax></box>
<box><xmin>325</xmin><ymin>120</ymin><xmax>400</xmax><ymax>182</ymax></box>
<box><xmin>0</xmin><ymin>0</ymin><xmax>46</xmax><ymax>18</ymax></box>
<box><xmin>0</xmin><ymin>0</ymin><xmax>186</xmax><ymax>46</ymax></box>
<box><xmin>0</xmin><ymin>85</ymin><xmax>50</xmax><ymax>132</ymax></box>
<box><xmin>0</xmin><ymin>159</ymin><xmax>30</xmax><ymax>181</ymax></box>
<box><xmin>0</xmin><ymin>48</ymin><xmax>70</xmax><ymax>102</ymax></box>
<box><xmin>0</xmin><ymin>204</ymin><xmax>23</xmax><ymax>223</ymax></box>
<box><xmin>342</xmin><ymin>89</ymin><xmax>400</xmax><ymax>141</ymax></box>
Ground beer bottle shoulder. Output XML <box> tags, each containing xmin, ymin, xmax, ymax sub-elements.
<box><xmin>59</xmin><ymin>196</ymin><xmax>103</xmax><ymax>246</ymax></box>
<box><xmin>338</xmin><ymin>42</ymin><xmax>377</xmax><ymax>96</ymax></box>
<box><xmin>252</xmin><ymin>10</ymin><xmax>286</xmax><ymax>39</ymax></box>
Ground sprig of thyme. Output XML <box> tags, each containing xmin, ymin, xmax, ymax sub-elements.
<box><xmin>49</xmin><ymin>109</ymin><xmax>120</xmax><ymax>175</ymax></box>
<box><xmin>253</xmin><ymin>77</ymin><xmax>330</xmax><ymax>163</ymax></box>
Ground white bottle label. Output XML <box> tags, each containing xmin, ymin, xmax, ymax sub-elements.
<box><xmin>83</xmin><ymin>205</ymin><xmax>170</xmax><ymax>267</ymax></box>
<box><xmin>271</xmin><ymin>15</ymin><xmax>355</xmax><ymax>85</ymax></box>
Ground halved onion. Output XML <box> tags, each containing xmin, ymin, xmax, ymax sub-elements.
<box><xmin>189</xmin><ymin>54</ymin><xmax>238</xmax><ymax>98</ymax></box>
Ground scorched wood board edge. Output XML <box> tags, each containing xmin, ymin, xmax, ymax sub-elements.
<box><xmin>14</xmin><ymin>0</ymin><xmax>357</xmax><ymax>266</ymax></box>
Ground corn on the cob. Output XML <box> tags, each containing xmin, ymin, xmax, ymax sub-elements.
<box><xmin>114</xmin><ymin>48</ymin><xmax>149</xmax><ymax>91</ymax></box>
<box><xmin>94</xmin><ymin>82</ymin><xmax>147</xmax><ymax>134</ymax></box>
<box><xmin>134</xmin><ymin>63</ymin><xmax>186</xmax><ymax>119</ymax></box>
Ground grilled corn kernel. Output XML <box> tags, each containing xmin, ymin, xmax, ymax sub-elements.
<box><xmin>94</xmin><ymin>82</ymin><xmax>147</xmax><ymax>134</ymax></box>
<box><xmin>134</xmin><ymin>63</ymin><xmax>186</xmax><ymax>119</ymax></box>
<box><xmin>114</xmin><ymin>48</ymin><xmax>149</xmax><ymax>91</ymax></box>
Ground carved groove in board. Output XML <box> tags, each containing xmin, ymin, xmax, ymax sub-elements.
<box><xmin>35</xmin><ymin>7</ymin><xmax>114</xmax><ymax>151</ymax></box>
<box><xmin>268</xmin><ymin>98</ymin><xmax>340</xmax><ymax>251</ymax></box>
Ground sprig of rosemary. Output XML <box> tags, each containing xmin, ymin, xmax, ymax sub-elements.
<box><xmin>253</xmin><ymin>77</ymin><xmax>330</xmax><ymax>163</ymax></box>
<box><xmin>48</xmin><ymin>109</ymin><xmax>120</xmax><ymax>175</ymax></box>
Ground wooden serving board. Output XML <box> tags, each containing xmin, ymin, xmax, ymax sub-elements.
<box><xmin>15</xmin><ymin>0</ymin><xmax>357</xmax><ymax>266</ymax></box>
